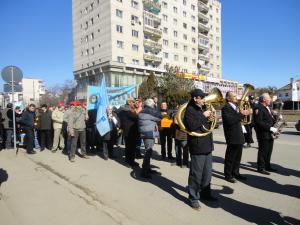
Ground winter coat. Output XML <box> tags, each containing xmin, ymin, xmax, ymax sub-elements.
<box><xmin>118</xmin><ymin>105</ymin><xmax>138</xmax><ymax>138</ymax></box>
<box><xmin>138</xmin><ymin>106</ymin><xmax>162</xmax><ymax>139</ymax></box>
<box><xmin>38</xmin><ymin>111</ymin><xmax>52</xmax><ymax>130</ymax></box>
<box><xmin>20</xmin><ymin>110</ymin><xmax>35</xmax><ymax>130</ymax></box>
<box><xmin>183</xmin><ymin>100</ymin><xmax>214</xmax><ymax>155</ymax></box>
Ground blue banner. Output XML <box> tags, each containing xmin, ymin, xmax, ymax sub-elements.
<box><xmin>107</xmin><ymin>84</ymin><xmax>138</xmax><ymax>108</ymax></box>
<box><xmin>96</xmin><ymin>77</ymin><xmax>111</xmax><ymax>136</ymax></box>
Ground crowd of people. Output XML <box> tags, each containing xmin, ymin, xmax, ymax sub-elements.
<box><xmin>0</xmin><ymin>89</ymin><xmax>281</xmax><ymax>210</ymax></box>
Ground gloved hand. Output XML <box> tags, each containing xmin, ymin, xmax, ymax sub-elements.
<box><xmin>270</xmin><ymin>127</ymin><xmax>278</xmax><ymax>133</ymax></box>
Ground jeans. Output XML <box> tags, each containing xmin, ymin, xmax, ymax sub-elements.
<box><xmin>142</xmin><ymin>138</ymin><xmax>155</xmax><ymax>174</ymax></box>
<box><xmin>188</xmin><ymin>153</ymin><xmax>212</xmax><ymax>203</ymax></box>
<box><xmin>175</xmin><ymin>140</ymin><xmax>189</xmax><ymax>166</ymax></box>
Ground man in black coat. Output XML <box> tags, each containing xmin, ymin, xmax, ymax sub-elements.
<box><xmin>118</xmin><ymin>99</ymin><xmax>139</xmax><ymax>167</ymax></box>
<box><xmin>20</xmin><ymin>104</ymin><xmax>36</xmax><ymax>154</ymax></box>
<box><xmin>183</xmin><ymin>89</ymin><xmax>217</xmax><ymax>210</ymax></box>
<box><xmin>222</xmin><ymin>92</ymin><xmax>252</xmax><ymax>183</ymax></box>
<box><xmin>254</xmin><ymin>93</ymin><xmax>277</xmax><ymax>175</ymax></box>
<box><xmin>38</xmin><ymin>104</ymin><xmax>52</xmax><ymax>151</ymax></box>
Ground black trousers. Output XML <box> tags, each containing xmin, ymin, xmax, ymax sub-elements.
<box><xmin>24</xmin><ymin>128</ymin><xmax>34</xmax><ymax>153</ymax></box>
<box><xmin>159</xmin><ymin>128</ymin><xmax>173</xmax><ymax>158</ymax></box>
<box><xmin>224</xmin><ymin>144</ymin><xmax>243</xmax><ymax>178</ymax></box>
<box><xmin>244</xmin><ymin>124</ymin><xmax>254</xmax><ymax>144</ymax></box>
<box><xmin>257</xmin><ymin>138</ymin><xmax>274</xmax><ymax>170</ymax></box>
<box><xmin>39</xmin><ymin>130</ymin><xmax>52</xmax><ymax>149</ymax></box>
<box><xmin>103</xmin><ymin>140</ymin><xmax>114</xmax><ymax>158</ymax></box>
<box><xmin>124</xmin><ymin>135</ymin><xmax>137</xmax><ymax>165</ymax></box>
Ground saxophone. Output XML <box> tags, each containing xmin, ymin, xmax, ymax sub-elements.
<box><xmin>272</xmin><ymin>113</ymin><xmax>287</xmax><ymax>139</ymax></box>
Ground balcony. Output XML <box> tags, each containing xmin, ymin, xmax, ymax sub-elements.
<box><xmin>144</xmin><ymin>25</ymin><xmax>162</xmax><ymax>39</ymax></box>
<box><xmin>143</xmin><ymin>11</ymin><xmax>161</xmax><ymax>25</ymax></box>
<box><xmin>198</xmin><ymin>1</ymin><xmax>209</xmax><ymax>13</ymax></box>
<box><xmin>144</xmin><ymin>39</ymin><xmax>162</xmax><ymax>50</ymax></box>
<box><xmin>143</xmin><ymin>53</ymin><xmax>162</xmax><ymax>63</ymax></box>
<box><xmin>143</xmin><ymin>0</ymin><xmax>161</xmax><ymax>13</ymax></box>
<box><xmin>198</xmin><ymin>64</ymin><xmax>210</xmax><ymax>71</ymax></box>
<box><xmin>198</xmin><ymin>53</ymin><xmax>209</xmax><ymax>61</ymax></box>
<box><xmin>199</xmin><ymin>33</ymin><xmax>209</xmax><ymax>40</ymax></box>
<box><xmin>198</xmin><ymin>39</ymin><xmax>209</xmax><ymax>50</ymax></box>
<box><xmin>198</xmin><ymin>23</ymin><xmax>209</xmax><ymax>32</ymax></box>
<box><xmin>198</xmin><ymin>11</ymin><xmax>209</xmax><ymax>24</ymax></box>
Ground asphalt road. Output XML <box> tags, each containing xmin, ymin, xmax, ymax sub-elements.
<box><xmin>0</xmin><ymin>127</ymin><xmax>299</xmax><ymax>225</ymax></box>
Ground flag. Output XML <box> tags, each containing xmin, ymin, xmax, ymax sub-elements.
<box><xmin>96</xmin><ymin>76</ymin><xmax>111</xmax><ymax>136</ymax></box>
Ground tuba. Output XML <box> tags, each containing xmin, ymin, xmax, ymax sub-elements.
<box><xmin>176</xmin><ymin>88</ymin><xmax>224</xmax><ymax>137</ymax></box>
<box><xmin>239</xmin><ymin>84</ymin><xmax>254</xmax><ymax>125</ymax></box>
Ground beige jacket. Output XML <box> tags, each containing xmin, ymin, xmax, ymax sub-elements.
<box><xmin>52</xmin><ymin>109</ymin><xmax>64</xmax><ymax>129</ymax></box>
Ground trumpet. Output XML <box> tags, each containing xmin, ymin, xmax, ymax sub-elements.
<box><xmin>176</xmin><ymin>88</ymin><xmax>224</xmax><ymax>137</ymax></box>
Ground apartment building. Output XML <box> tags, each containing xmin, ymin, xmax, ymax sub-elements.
<box><xmin>72</xmin><ymin>0</ymin><xmax>222</xmax><ymax>99</ymax></box>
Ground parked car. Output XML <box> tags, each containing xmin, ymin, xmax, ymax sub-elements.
<box><xmin>295</xmin><ymin>120</ymin><xmax>300</xmax><ymax>131</ymax></box>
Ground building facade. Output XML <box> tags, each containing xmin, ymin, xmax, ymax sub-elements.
<box><xmin>1</xmin><ymin>78</ymin><xmax>45</xmax><ymax>107</ymax></box>
<box><xmin>72</xmin><ymin>0</ymin><xmax>223</xmax><ymax>99</ymax></box>
<box><xmin>277</xmin><ymin>78</ymin><xmax>300</xmax><ymax>102</ymax></box>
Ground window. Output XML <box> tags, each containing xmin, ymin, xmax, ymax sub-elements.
<box><xmin>183</xmin><ymin>0</ymin><xmax>186</xmax><ymax>5</ymax></box>
<box><xmin>132</xmin><ymin>30</ymin><xmax>139</xmax><ymax>37</ymax></box>
<box><xmin>162</xmin><ymin>1</ymin><xmax>167</xmax><ymax>8</ymax></box>
<box><xmin>174</xmin><ymin>42</ymin><xmax>178</xmax><ymax>48</ymax></box>
<box><xmin>191</xmin><ymin>4</ymin><xmax>195</xmax><ymax>11</ymax></box>
<box><xmin>90</xmin><ymin>33</ymin><xmax>94</xmax><ymax>40</ymax></box>
<box><xmin>173</xmin><ymin>30</ymin><xmax>178</xmax><ymax>37</ymax></box>
<box><xmin>163</xmin><ymin>39</ymin><xmax>169</xmax><ymax>46</ymax></box>
<box><xmin>216</xmin><ymin>17</ymin><xmax>219</xmax><ymax>23</ymax></box>
<box><xmin>191</xmin><ymin>15</ymin><xmax>195</xmax><ymax>21</ymax></box>
<box><xmin>285</xmin><ymin>93</ymin><xmax>289</xmax><ymax>97</ymax></box>
<box><xmin>91</xmin><ymin>47</ymin><xmax>95</xmax><ymax>55</ymax></box>
<box><xmin>117</xmin><ymin>56</ymin><xmax>124</xmax><ymax>63</ymax></box>
<box><xmin>183</xmin><ymin>23</ymin><xmax>187</xmax><ymax>29</ymax></box>
<box><xmin>173</xmin><ymin>7</ymin><xmax>178</xmax><ymax>13</ymax></box>
<box><xmin>192</xmin><ymin>48</ymin><xmax>196</xmax><ymax>54</ymax></box>
<box><xmin>216</xmin><ymin>27</ymin><xmax>220</xmax><ymax>33</ymax></box>
<box><xmin>192</xmin><ymin>59</ymin><xmax>196</xmax><ymax>64</ymax></box>
<box><xmin>163</xmin><ymin>27</ymin><xmax>168</xmax><ymax>34</ymax></box>
<box><xmin>183</xmin><ymin>45</ymin><xmax>187</xmax><ymax>52</ymax></box>
<box><xmin>116</xmin><ymin>25</ymin><xmax>123</xmax><ymax>33</ymax></box>
<box><xmin>163</xmin><ymin>52</ymin><xmax>169</xmax><ymax>59</ymax></box>
<box><xmin>174</xmin><ymin>55</ymin><xmax>179</xmax><ymax>61</ymax></box>
<box><xmin>216</xmin><ymin>36</ymin><xmax>220</xmax><ymax>42</ymax></box>
<box><xmin>131</xmin><ymin>0</ymin><xmax>138</xmax><ymax>9</ymax></box>
<box><xmin>132</xmin><ymin>44</ymin><xmax>139</xmax><ymax>51</ymax></box>
<box><xmin>192</xmin><ymin>37</ymin><xmax>196</xmax><ymax>43</ymax></box>
<box><xmin>117</xmin><ymin>40</ymin><xmax>124</xmax><ymax>48</ymax></box>
<box><xmin>85</xmin><ymin>49</ymin><xmax>89</xmax><ymax>55</ymax></box>
<box><xmin>183</xmin><ymin>11</ymin><xmax>187</xmax><ymax>17</ymax></box>
<box><xmin>184</xmin><ymin>57</ymin><xmax>188</xmax><ymax>62</ymax></box>
<box><xmin>183</xmin><ymin>34</ymin><xmax>187</xmax><ymax>40</ymax></box>
<box><xmin>163</xmin><ymin>14</ymin><xmax>168</xmax><ymax>21</ymax></box>
<box><xmin>132</xmin><ymin>59</ymin><xmax>139</xmax><ymax>65</ymax></box>
<box><xmin>116</xmin><ymin>9</ymin><xmax>123</xmax><ymax>17</ymax></box>
<box><xmin>192</xmin><ymin>26</ymin><xmax>196</xmax><ymax>33</ymax></box>
<box><xmin>91</xmin><ymin>18</ymin><xmax>94</xmax><ymax>25</ymax></box>
<box><xmin>216</xmin><ymin>46</ymin><xmax>220</xmax><ymax>51</ymax></box>
<box><xmin>173</xmin><ymin>18</ymin><xmax>177</xmax><ymax>25</ymax></box>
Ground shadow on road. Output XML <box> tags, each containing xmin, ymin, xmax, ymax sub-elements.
<box><xmin>281</xmin><ymin>131</ymin><xmax>300</xmax><ymax>136</ymax></box>
<box><xmin>242</xmin><ymin>162</ymin><xmax>300</xmax><ymax>179</ymax></box>
<box><xmin>0</xmin><ymin>168</ymin><xmax>8</xmax><ymax>187</ymax></box>
<box><xmin>130</xmin><ymin>169</ymin><xmax>188</xmax><ymax>205</ymax></box>
<box><xmin>203</xmin><ymin>185</ymin><xmax>300</xmax><ymax>225</ymax></box>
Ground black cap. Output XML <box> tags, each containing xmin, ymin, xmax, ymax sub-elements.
<box><xmin>191</xmin><ymin>89</ymin><xmax>206</xmax><ymax>98</ymax></box>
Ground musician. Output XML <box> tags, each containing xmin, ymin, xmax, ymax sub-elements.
<box><xmin>244</xmin><ymin>96</ymin><xmax>255</xmax><ymax>148</ymax></box>
<box><xmin>184</xmin><ymin>89</ymin><xmax>217</xmax><ymax>210</ymax></box>
<box><xmin>254</xmin><ymin>93</ymin><xmax>277</xmax><ymax>175</ymax></box>
<box><xmin>222</xmin><ymin>92</ymin><xmax>252</xmax><ymax>183</ymax></box>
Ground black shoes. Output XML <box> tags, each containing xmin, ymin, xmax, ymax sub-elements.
<box><xmin>225</xmin><ymin>177</ymin><xmax>237</xmax><ymax>183</ymax></box>
<box><xmin>257</xmin><ymin>169</ymin><xmax>270</xmax><ymax>175</ymax></box>
<box><xmin>27</xmin><ymin>150</ymin><xmax>37</xmax><ymax>154</ymax></box>
<box><xmin>190</xmin><ymin>201</ymin><xmax>201</xmax><ymax>211</ymax></box>
<box><xmin>235</xmin><ymin>174</ymin><xmax>247</xmax><ymax>180</ymax></box>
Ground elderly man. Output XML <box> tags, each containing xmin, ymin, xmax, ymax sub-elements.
<box><xmin>254</xmin><ymin>93</ymin><xmax>278</xmax><ymax>175</ymax></box>
<box><xmin>138</xmin><ymin>99</ymin><xmax>162</xmax><ymax>178</ymax></box>
<box><xmin>222</xmin><ymin>92</ymin><xmax>252</xmax><ymax>183</ymax></box>
<box><xmin>51</xmin><ymin>103</ymin><xmax>65</xmax><ymax>152</ymax></box>
<box><xmin>68</xmin><ymin>101</ymin><xmax>89</xmax><ymax>162</ymax></box>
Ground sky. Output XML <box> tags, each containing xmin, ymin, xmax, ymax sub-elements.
<box><xmin>0</xmin><ymin>0</ymin><xmax>299</xmax><ymax>90</ymax></box>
